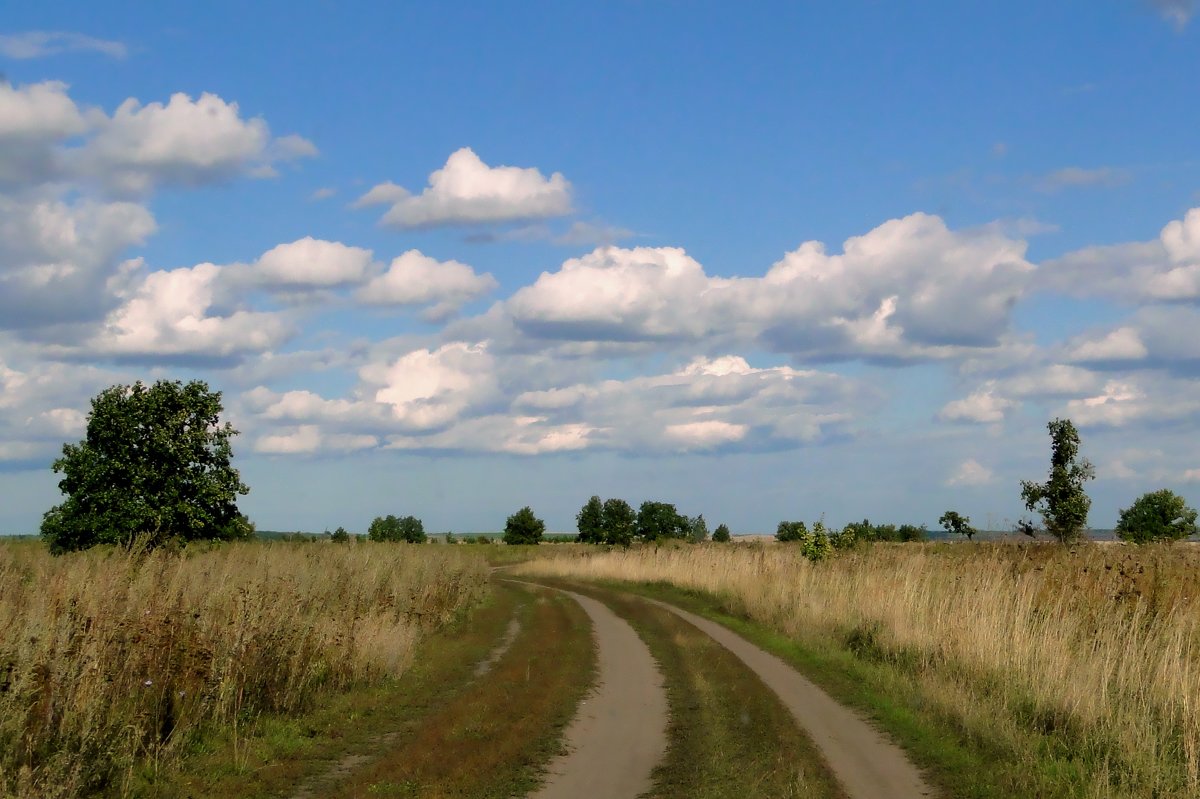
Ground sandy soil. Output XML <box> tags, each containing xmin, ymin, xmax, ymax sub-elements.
<box><xmin>645</xmin><ymin>597</ymin><xmax>936</xmax><ymax>799</ymax></box>
<box><xmin>528</xmin><ymin>588</ymin><xmax>669</xmax><ymax>799</ymax></box>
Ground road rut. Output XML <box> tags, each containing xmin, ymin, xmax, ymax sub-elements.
<box><xmin>528</xmin><ymin>588</ymin><xmax>668</xmax><ymax>799</ymax></box>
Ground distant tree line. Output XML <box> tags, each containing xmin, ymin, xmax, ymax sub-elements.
<box><xmin>575</xmin><ymin>496</ymin><xmax>728</xmax><ymax>547</ymax></box>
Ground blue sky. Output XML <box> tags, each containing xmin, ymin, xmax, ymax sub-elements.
<box><xmin>3</xmin><ymin>2</ymin><xmax>1200</xmax><ymax>534</ymax></box>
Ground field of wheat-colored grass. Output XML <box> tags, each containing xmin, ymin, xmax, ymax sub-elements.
<box><xmin>519</xmin><ymin>541</ymin><xmax>1200</xmax><ymax>798</ymax></box>
<box><xmin>0</xmin><ymin>540</ymin><xmax>487</xmax><ymax>799</ymax></box>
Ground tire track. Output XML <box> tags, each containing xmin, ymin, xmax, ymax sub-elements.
<box><xmin>522</xmin><ymin>587</ymin><xmax>669</xmax><ymax>799</ymax></box>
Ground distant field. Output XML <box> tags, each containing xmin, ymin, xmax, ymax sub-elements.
<box><xmin>521</xmin><ymin>541</ymin><xmax>1200</xmax><ymax>798</ymax></box>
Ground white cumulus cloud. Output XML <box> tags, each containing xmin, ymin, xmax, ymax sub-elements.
<box><xmin>356</xmin><ymin>250</ymin><xmax>498</xmax><ymax>318</ymax></box>
<box><xmin>89</xmin><ymin>263</ymin><xmax>291</xmax><ymax>360</ymax></box>
<box><xmin>0</xmin><ymin>195</ymin><xmax>156</xmax><ymax>330</ymax></box>
<box><xmin>1040</xmin><ymin>207</ymin><xmax>1200</xmax><ymax>303</ymax></box>
<box><xmin>250</xmin><ymin>237</ymin><xmax>374</xmax><ymax>289</ymax></box>
<box><xmin>73</xmin><ymin>91</ymin><xmax>316</xmax><ymax>195</ymax></box>
<box><xmin>355</xmin><ymin>147</ymin><xmax>572</xmax><ymax>228</ymax></box>
<box><xmin>502</xmin><ymin>213</ymin><xmax>1034</xmax><ymax>362</ymax></box>
<box><xmin>938</xmin><ymin>387</ymin><xmax>1016</xmax><ymax>424</ymax></box>
<box><xmin>1066</xmin><ymin>326</ymin><xmax>1149</xmax><ymax>363</ymax></box>
<box><xmin>239</xmin><ymin>349</ymin><xmax>872</xmax><ymax>458</ymax></box>
<box><xmin>360</xmin><ymin>342</ymin><xmax>499</xmax><ymax>431</ymax></box>
<box><xmin>0</xmin><ymin>80</ymin><xmax>89</xmax><ymax>141</ymax></box>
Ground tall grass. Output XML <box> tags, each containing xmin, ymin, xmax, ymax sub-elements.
<box><xmin>520</xmin><ymin>542</ymin><xmax>1200</xmax><ymax>797</ymax></box>
<box><xmin>0</xmin><ymin>540</ymin><xmax>487</xmax><ymax>798</ymax></box>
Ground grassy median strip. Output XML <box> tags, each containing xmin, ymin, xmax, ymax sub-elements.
<box><xmin>327</xmin><ymin>583</ymin><xmax>594</xmax><ymax>799</ymax></box>
<box><xmin>542</xmin><ymin>579</ymin><xmax>846</xmax><ymax>799</ymax></box>
<box><xmin>135</xmin><ymin>580</ymin><xmax>528</xmax><ymax>798</ymax></box>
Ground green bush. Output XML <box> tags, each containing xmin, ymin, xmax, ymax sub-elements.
<box><xmin>775</xmin><ymin>520</ymin><xmax>808</xmax><ymax>542</ymax></box>
<box><xmin>803</xmin><ymin>521</ymin><xmax>833</xmax><ymax>561</ymax></box>
<box><xmin>1115</xmin><ymin>490</ymin><xmax>1198</xmax><ymax>544</ymax></box>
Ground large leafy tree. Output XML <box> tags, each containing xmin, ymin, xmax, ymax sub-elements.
<box><xmin>41</xmin><ymin>380</ymin><xmax>249</xmax><ymax>554</ymax></box>
<box><xmin>398</xmin><ymin>515</ymin><xmax>426</xmax><ymax>543</ymax></box>
<box><xmin>1115</xmin><ymin>490</ymin><xmax>1198</xmax><ymax>544</ymax></box>
<box><xmin>503</xmin><ymin>506</ymin><xmax>545</xmax><ymax>545</ymax></box>
<box><xmin>1020</xmin><ymin>418</ymin><xmax>1095</xmax><ymax>543</ymax></box>
<box><xmin>576</xmin><ymin>495</ymin><xmax>605</xmax><ymax>543</ymax></box>
<box><xmin>368</xmin><ymin>514</ymin><xmax>426</xmax><ymax>543</ymax></box>
<box><xmin>636</xmin><ymin>501</ymin><xmax>690</xmax><ymax>542</ymax></box>
<box><xmin>600</xmin><ymin>498</ymin><xmax>636</xmax><ymax>547</ymax></box>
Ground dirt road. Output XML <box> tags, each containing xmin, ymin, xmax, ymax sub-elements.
<box><xmin>528</xmin><ymin>588</ymin><xmax>668</xmax><ymax>799</ymax></box>
<box><xmin>645</xmin><ymin>597</ymin><xmax>935</xmax><ymax>799</ymax></box>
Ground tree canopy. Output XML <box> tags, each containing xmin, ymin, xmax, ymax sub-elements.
<box><xmin>712</xmin><ymin>523</ymin><xmax>731</xmax><ymax>542</ymax></box>
<box><xmin>503</xmin><ymin>506</ymin><xmax>545</xmax><ymax>545</ymax></box>
<box><xmin>40</xmin><ymin>380</ymin><xmax>249</xmax><ymax>554</ymax></box>
<box><xmin>576</xmin><ymin>495</ymin><xmax>605</xmax><ymax>543</ymax></box>
<box><xmin>368</xmin><ymin>515</ymin><xmax>426</xmax><ymax>543</ymax></box>
<box><xmin>636</xmin><ymin>501</ymin><xmax>690</xmax><ymax>542</ymax></box>
<box><xmin>600</xmin><ymin>498</ymin><xmax>636</xmax><ymax>547</ymax></box>
<box><xmin>939</xmin><ymin>510</ymin><xmax>977</xmax><ymax>541</ymax></box>
<box><xmin>775</xmin><ymin>520</ymin><xmax>808</xmax><ymax>542</ymax></box>
<box><xmin>1115</xmin><ymin>490</ymin><xmax>1198</xmax><ymax>544</ymax></box>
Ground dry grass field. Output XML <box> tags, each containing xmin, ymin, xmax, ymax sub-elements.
<box><xmin>0</xmin><ymin>540</ymin><xmax>487</xmax><ymax>798</ymax></box>
<box><xmin>520</xmin><ymin>541</ymin><xmax>1200</xmax><ymax>798</ymax></box>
